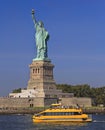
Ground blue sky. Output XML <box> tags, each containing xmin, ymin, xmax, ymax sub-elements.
<box><xmin>0</xmin><ymin>0</ymin><xmax>105</xmax><ymax>96</ymax></box>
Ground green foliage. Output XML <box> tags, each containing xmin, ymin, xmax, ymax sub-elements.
<box><xmin>12</xmin><ymin>88</ymin><xmax>21</xmax><ymax>93</ymax></box>
<box><xmin>56</xmin><ymin>84</ymin><xmax>105</xmax><ymax>106</ymax></box>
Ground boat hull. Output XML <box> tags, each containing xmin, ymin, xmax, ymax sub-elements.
<box><xmin>33</xmin><ymin>117</ymin><xmax>92</xmax><ymax>123</ymax></box>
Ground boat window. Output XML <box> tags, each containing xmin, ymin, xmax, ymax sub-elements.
<box><xmin>65</xmin><ymin>112</ymin><xmax>69</xmax><ymax>115</ymax></box>
<box><xmin>35</xmin><ymin>114</ymin><xmax>41</xmax><ymax>117</ymax></box>
<box><xmin>42</xmin><ymin>112</ymin><xmax>82</xmax><ymax>116</ymax></box>
<box><xmin>58</xmin><ymin>112</ymin><xmax>62</xmax><ymax>115</ymax></box>
<box><xmin>62</xmin><ymin>112</ymin><xmax>65</xmax><ymax>115</ymax></box>
<box><xmin>40</xmin><ymin>112</ymin><xmax>46</xmax><ymax>116</ymax></box>
<box><xmin>74</xmin><ymin>112</ymin><xmax>81</xmax><ymax>115</ymax></box>
<box><xmin>56</xmin><ymin>112</ymin><xmax>58</xmax><ymax>115</ymax></box>
<box><xmin>46</xmin><ymin>112</ymin><xmax>52</xmax><ymax>115</ymax></box>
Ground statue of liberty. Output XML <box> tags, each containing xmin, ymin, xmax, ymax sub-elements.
<box><xmin>32</xmin><ymin>9</ymin><xmax>50</xmax><ymax>61</ymax></box>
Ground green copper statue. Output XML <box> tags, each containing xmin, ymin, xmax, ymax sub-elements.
<box><xmin>32</xmin><ymin>9</ymin><xmax>50</xmax><ymax>61</ymax></box>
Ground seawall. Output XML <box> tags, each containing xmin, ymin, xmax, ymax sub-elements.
<box><xmin>0</xmin><ymin>107</ymin><xmax>105</xmax><ymax>115</ymax></box>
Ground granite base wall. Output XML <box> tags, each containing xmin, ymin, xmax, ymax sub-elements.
<box><xmin>60</xmin><ymin>97</ymin><xmax>92</xmax><ymax>107</ymax></box>
<box><xmin>0</xmin><ymin>97</ymin><xmax>91</xmax><ymax>108</ymax></box>
<box><xmin>0</xmin><ymin>97</ymin><xmax>44</xmax><ymax>108</ymax></box>
<box><xmin>44</xmin><ymin>98</ymin><xmax>58</xmax><ymax>106</ymax></box>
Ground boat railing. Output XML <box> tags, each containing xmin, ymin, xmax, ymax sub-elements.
<box><xmin>50</xmin><ymin>105</ymin><xmax>82</xmax><ymax>110</ymax></box>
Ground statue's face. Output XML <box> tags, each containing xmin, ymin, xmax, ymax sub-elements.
<box><xmin>38</xmin><ymin>21</ymin><xmax>44</xmax><ymax>27</ymax></box>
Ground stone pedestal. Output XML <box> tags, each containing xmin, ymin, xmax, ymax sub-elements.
<box><xmin>27</xmin><ymin>60</ymin><xmax>61</xmax><ymax>98</ymax></box>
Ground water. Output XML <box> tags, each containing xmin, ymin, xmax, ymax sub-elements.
<box><xmin>0</xmin><ymin>114</ymin><xmax>105</xmax><ymax>130</ymax></box>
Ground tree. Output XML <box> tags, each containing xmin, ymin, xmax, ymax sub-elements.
<box><xmin>56</xmin><ymin>84</ymin><xmax>105</xmax><ymax>106</ymax></box>
<box><xmin>12</xmin><ymin>88</ymin><xmax>21</xmax><ymax>93</ymax></box>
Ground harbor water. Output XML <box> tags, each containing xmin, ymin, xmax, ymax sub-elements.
<box><xmin>0</xmin><ymin>114</ymin><xmax>105</xmax><ymax>130</ymax></box>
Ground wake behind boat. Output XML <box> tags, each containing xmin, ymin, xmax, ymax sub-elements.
<box><xmin>32</xmin><ymin>104</ymin><xmax>92</xmax><ymax>123</ymax></box>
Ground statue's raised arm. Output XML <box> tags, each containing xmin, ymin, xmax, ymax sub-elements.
<box><xmin>32</xmin><ymin>9</ymin><xmax>37</xmax><ymax>26</ymax></box>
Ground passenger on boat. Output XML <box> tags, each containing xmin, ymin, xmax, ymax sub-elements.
<box><xmin>76</xmin><ymin>104</ymin><xmax>80</xmax><ymax>109</ymax></box>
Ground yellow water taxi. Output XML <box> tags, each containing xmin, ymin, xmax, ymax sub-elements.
<box><xmin>32</xmin><ymin>104</ymin><xmax>92</xmax><ymax>123</ymax></box>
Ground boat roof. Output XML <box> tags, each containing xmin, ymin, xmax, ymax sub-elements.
<box><xmin>45</xmin><ymin>108</ymin><xmax>82</xmax><ymax>112</ymax></box>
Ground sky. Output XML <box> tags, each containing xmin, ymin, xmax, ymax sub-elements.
<box><xmin>0</xmin><ymin>0</ymin><xmax>105</xmax><ymax>96</ymax></box>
